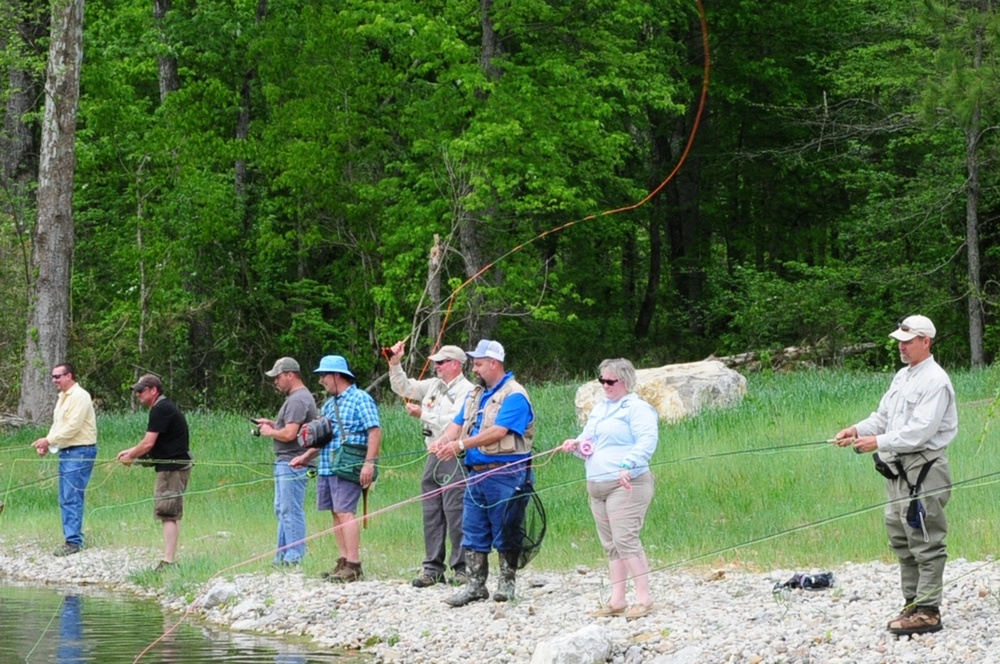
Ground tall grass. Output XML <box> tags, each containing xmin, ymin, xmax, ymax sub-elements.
<box><xmin>2</xmin><ymin>366</ymin><xmax>999</xmax><ymax>591</ymax></box>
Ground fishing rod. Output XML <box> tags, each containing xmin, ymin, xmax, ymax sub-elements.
<box><xmin>379</xmin><ymin>0</ymin><xmax>711</xmax><ymax>382</ymax></box>
<box><xmin>0</xmin><ymin>459</ymin><xmax>117</xmax><ymax>503</ymax></box>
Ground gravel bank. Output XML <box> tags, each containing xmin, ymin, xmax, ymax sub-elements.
<box><xmin>2</xmin><ymin>539</ymin><xmax>999</xmax><ymax>663</ymax></box>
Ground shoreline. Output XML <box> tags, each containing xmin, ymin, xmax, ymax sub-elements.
<box><xmin>1</xmin><ymin>540</ymin><xmax>998</xmax><ymax>663</ymax></box>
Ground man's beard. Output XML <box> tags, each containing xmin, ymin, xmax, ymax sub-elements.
<box><xmin>476</xmin><ymin>375</ymin><xmax>488</xmax><ymax>388</ymax></box>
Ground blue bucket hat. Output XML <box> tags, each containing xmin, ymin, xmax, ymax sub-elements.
<box><xmin>313</xmin><ymin>355</ymin><xmax>355</xmax><ymax>378</ymax></box>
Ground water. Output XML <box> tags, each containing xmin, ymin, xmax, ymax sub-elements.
<box><xmin>0</xmin><ymin>583</ymin><xmax>367</xmax><ymax>663</ymax></box>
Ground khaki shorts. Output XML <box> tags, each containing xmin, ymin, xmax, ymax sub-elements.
<box><xmin>154</xmin><ymin>466</ymin><xmax>191</xmax><ymax>521</ymax></box>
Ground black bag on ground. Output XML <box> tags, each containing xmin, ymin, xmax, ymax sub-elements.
<box><xmin>774</xmin><ymin>571</ymin><xmax>835</xmax><ymax>592</ymax></box>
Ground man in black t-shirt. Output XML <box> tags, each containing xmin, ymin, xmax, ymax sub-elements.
<box><xmin>117</xmin><ymin>374</ymin><xmax>192</xmax><ymax>570</ymax></box>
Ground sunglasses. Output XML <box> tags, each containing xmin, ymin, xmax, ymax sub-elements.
<box><xmin>597</xmin><ymin>378</ymin><xmax>619</xmax><ymax>386</ymax></box>
<box><xmin>51</xmin><ymin>373</ymin><xmax>67</xmax><ymax>380</ymax></box>
<box><xmin>434</xmin><ymin>359</ymin><xmax>453</xmax><ymax>366</ymax></box>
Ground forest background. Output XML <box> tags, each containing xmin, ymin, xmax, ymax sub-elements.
<box><xmin>1</xmin><ymin>0</ymin><xmax>999</xmax><ymax>417</ymax></box>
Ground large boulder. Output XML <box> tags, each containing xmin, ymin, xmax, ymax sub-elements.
<box><xmin>574</xmin><ymin>360</ymin><xmax>747</xmax><ymax>425</ymax></box>
<box><xmin>530</xmin><ymin>625</ymin><xmax>612</xmax><ymax>664</ymax></box>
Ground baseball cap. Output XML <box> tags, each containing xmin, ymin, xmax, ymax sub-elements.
<box><xmin>313</xmin><ymin>355</ymin><xmax>355</xmax><ymax>378</ymax></box>
<box><xmin>131</xmin><ymin>374</ymin><xmax>163</xmax><ymax>393</ymax></box>
<box><xmin>265</xmin><ymin>357</ymin><xmax>300</xmax><ymax>377</ymax></box>
<box><xmin>428</xmin><ymin>345</ymin><xmax>467</xmax><ymax>363</ymax></box>
<box><xmin>466</xmin><ymin>339</ymin><xmax>505</xmax><ymax>362</ymax></box>
<box><xmin>890</xmin><ymin>315</ymin><xmax>936</xmax><ymax>341</ymax></box>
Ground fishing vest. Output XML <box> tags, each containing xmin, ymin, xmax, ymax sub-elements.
<box><xmin>460</xmin><ymin>379</ymin><xmax>535</xmax><ymax>455</ymax></box>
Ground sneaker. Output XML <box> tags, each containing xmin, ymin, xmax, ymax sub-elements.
<box><xmin>154</xmin><ymin>560</ymin><xmax>175</xmax><ymax>572</ymax></box>
<box><xmin>411</xmin><ymin>573</ymin><xmax>445</xmax><ymax>588</ymax></box>
<box><xmin>888</xmin><ymin>607</ymin><xmax>942</xmax><ymax>636</ymax></box>
<box><xmin>53</xmin><ymin>543</ymin><xmax>81</xmax><ymax>557</ymax></box>
<box><xmin>328</xmin><ymin>561</ymin><xmax>363</xmax><ymax>583</ymax></box>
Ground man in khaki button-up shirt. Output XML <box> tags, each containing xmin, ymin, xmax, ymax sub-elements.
<box><xmin>31</xmin><ymin>363</ymin><xmax>98</xmax><ymax>556</ymax></box>
<box><xmin>387</xmin><ymin>341</ymin><xmax>473</xmax><ymax>588</ymax></box>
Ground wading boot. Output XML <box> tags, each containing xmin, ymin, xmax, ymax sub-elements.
<box><xmin>887</xmin><ymin>598</ymin><xmax>916</xmax><ymax>628</ymax></box>
<box><xmin>493</xmin><ymin>551</ymin><xmax>518</xmax><ymax>602</ymax></box>
<box><xmin>445</xmin><ymin>550</ymin><xmax>489</xmax><ymax>607</ymax></box>
<box><xmin>888</xmin><ymin>606</ymin><xmax>943</xmax><ymax>636</ymax></box>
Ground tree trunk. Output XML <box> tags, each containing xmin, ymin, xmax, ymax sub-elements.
<box><xmin>478</xmin><ymin>0</ymin><xmax>501</xmax><ymax>87</ymax></box>
<box><xmin>1</xmin><ymin>0</ymin><xmax>48</xmax><ymax>283</ymax></box>
<box><xmin>426</xmin><ymin>234</ymin><xmax>443</xmax><ymax>344</ymax></box>
<box><xmin>18</xmin><ymin>0</ymin><xmax>84</xmax><ymax>423</ymax></box>
<box><xmin>454</xmin><ymin>0</ymin><xmax>503</xmax><ymax>342</ymax></box>
<box><xmin>235</xmin><ymin>0</ymin><xmax>267</xmax><ymax>203</ymax></box>
<box><xmin>964</xmin><ymin>8</ymin><xmax>985</xmax><ymax>368</ymax></box>
<box><xmin>152</xmin><ymin>0</ymin><xmax>178</xmax><ymax>102</ymax></box>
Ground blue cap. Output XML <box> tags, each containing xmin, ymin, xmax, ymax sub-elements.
<box><xmin>313</xmin><ymin>355</ymin><xmax>355</xmax><ymax>378</ymax></box>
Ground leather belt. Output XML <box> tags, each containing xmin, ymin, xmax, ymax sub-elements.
<box><xmin>469</xmin><ymin>463</ymin><xmax>505</xmax><ymax>472</ymax></box>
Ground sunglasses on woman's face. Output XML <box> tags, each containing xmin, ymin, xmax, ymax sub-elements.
<box><xmin>597</xmin><ymin>378</ymin><xmax>619</xmax><ymax>386</ymax></box>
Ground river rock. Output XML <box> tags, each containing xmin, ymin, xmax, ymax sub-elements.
<box><xmin>4</xmin><ymin>542</ymin><xmax>1000</xmax><ymax>663</ymax></box>
<box><xmin>530</xmin><ymin>624</ymin><xmax>612</xmax><ymax>664</ymax></box>
<box><xmin>574</xmin><ymin>360</ymin><xmax>747</xmax><ymax>424</ymax></box>
<box><xmin>201</xmin><ymin>581</ymin><xmax>239</xmax><ymax>608</ymax></box>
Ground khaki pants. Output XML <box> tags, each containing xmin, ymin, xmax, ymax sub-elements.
<box><xmin>588</xmin><ymin>471</ymin><xmax>654</xmax><ymax>560</ymax></box>
<box><xmin>884</xmin><ymin>451</ymin><xmax>950</xmax><ymax>607</ymax></box>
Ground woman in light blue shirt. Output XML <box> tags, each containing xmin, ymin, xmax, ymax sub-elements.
<box><xmin>562</xmin><ymin>358</ymin><xmax>658</xmax><ymax>619</ymax></box>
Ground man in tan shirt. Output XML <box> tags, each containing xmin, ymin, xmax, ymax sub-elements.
<box><xmin>31</xmin><ymin>362</ymin><xmax>98</xmax><ymax>556</ymax></box>
<box><xmin>387</xmin><ymin>341</ymin><xmax>473</xmax><ymax>587</ymax></box>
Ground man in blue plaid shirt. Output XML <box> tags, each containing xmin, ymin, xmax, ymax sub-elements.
<box><xmin>291</xmin><ymin>355</ymin><xmax>381</xmax><ymax>582</ymax></box>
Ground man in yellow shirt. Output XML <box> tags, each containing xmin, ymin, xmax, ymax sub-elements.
<box><xmin>31</xmin><ymin>363</ymin><xmax>98</xmax><ymax>556</ymax></box>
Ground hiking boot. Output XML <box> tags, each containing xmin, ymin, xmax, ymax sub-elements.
<box><xmin>328</xmin><ymin>560</ymin><xmax>363</xmax><ymax>583</ymax></box>
<box><xmin>887</xmin><ymin>600</ymin><xmax>917</xmax><ymax>627</ymax></box>
<box><xmin>53</xmin><ymin>543</ymin><xmax>81</xmax><ymax>557</ymax></box>
<box><xmin>445</xmin><ymin>550</ymin><xmax>489</xmax><ymax>607</ymax></box>
<box><xmin>448</xmin><ymin>571</ymin><xmax>469</xmax><ymax>586</ymax></box>
<box><xmin>411</xmin><ymin>572</ymin><xmax>445</xmax><ymax>588</ymax></box>
<box><xmin>321</xmin><ymin>557</ymin><xmax>347</xmax><ymax>579</ymax></box>
<box><xmin>493</xmin><ymin>551</ymin><xmax>518</xmax><ymax>602</ymax></box>
<box><xmin>888</xmin><ymin>606</ymin><xmax>943</xmax><ymax>636</ymax></box>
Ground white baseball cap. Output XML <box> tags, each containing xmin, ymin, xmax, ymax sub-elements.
<box><xmin>890</xmin><ymin>315</ymin><xmax>936</xmax><ymax>341</ymax></box>
<box><xmin>466</xmin><ymin>339</ymin><xmax>505</xmax><ymax>362</ymax></box>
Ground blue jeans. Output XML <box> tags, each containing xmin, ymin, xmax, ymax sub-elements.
<box><xmin>462</xmin><ymin>464</ymin><xmax>530</xmax><ymax>553</ymax></box>
<box><xmin>58</xmin><ymin>595</ymin><xmax>83</xmax><ymax>663</ymax></box>
<box><xmin>274</xmin><ymin>460</ymin><xmax>308</xmax><ymax>563</ymax></box>
<box><xmin>59</xmin><ymin>445</ymin><xmax>97</xmax><ymax>548</ymax></box>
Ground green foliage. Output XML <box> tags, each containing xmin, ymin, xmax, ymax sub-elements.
<box><xmin>6</xmin><ymin>0</ymin><xmax>1000</xmax><ymax>413</ymax></box>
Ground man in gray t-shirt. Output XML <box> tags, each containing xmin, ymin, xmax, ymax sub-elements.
<box><xmin>257</xmin><ymin>357</ymin><xmax>318</xmax><ymax>565</ymax></box>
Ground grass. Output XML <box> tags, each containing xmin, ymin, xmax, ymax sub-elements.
<box><xmin>2</xmin><ymin>366</ymin><xmax>1000</xmax><ymax>593</ymax></box>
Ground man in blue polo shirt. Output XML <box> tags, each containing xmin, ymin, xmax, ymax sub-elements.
<box><xmin>430</xmin><ymin>339</ymin><xmax>535</xmax><ymax>607</ymax></box>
